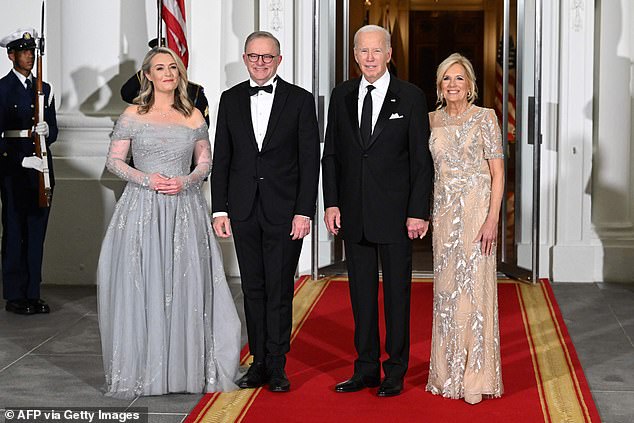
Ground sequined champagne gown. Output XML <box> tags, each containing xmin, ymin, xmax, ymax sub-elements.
<box><xmin>426</xmin><ymin>105</ymin><xmax>504</xmax><ymax>399</ymax></box>
<box><xmin>97</xmin><ymin>113</ymin><xmax>241</xmax><ymax>399</ymax></box>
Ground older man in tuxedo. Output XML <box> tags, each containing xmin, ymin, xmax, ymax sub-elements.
<box><xmin>322</xmin><ymin>25</ymin><xmax>433</xmax><ymax>397</ymax></box>
<box><xmin>212</xmin><ymin>31</ymin><xmax>320</xmax><ymax>393</ymax></box>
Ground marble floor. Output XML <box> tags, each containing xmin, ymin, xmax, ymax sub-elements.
<box><xmin>0</xmin><ymin>278</ymin><xmax>633</xmax><ymax>423</ymax></box>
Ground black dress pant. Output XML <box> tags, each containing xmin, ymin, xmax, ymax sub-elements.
<box><xmin>344</xmin><ymin>237</ymin><xmax>412</xmax><ymax>380</ymax></box>
<box><xmin>232</xmin><ymin>195</ymin><xmax>303</xmax><ymax>370</ymax></box>
<box><xmin>1</xmin><ymin>173</ymin><xmax>50</xmax><ymax>301</ymax></box>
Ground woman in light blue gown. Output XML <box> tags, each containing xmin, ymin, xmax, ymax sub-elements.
<box><xmin>97</xmin><ymin>47</ymin><xmax>241</xmax><ymax>399</ymax></box>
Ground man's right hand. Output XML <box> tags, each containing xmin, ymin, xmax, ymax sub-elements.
<box><xmin>213</xmin><ymin>216</ymin><xmax>232</xmax><ymax>238</ymax></box>
<box><xmin>324</xmin><ymin>207</ymin><xmax>341</xmax><ymax>236</ymax></box>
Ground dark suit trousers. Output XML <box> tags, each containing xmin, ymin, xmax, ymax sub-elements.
<box><xmin>344</xmin><ymin>237</ymin><xmax>412</xmax><ymax>380</ymax></box>
<box><xmin>231</xmin><ymin>193</ymin><xmax>303</xmax><ymax>370</ymax></box>
<box><xmin>1</xmin><ymin>173</ymin><xmax>50</xmax><ymax>301</ymax></box>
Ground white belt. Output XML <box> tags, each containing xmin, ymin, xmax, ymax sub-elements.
<box><xmin>2</xmin><ymin>129</ymin><xmax>32</xmax><ymax>138</ymax></box>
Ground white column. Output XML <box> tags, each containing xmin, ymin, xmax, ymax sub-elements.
<box><xmin>259</xmin><ymin>0</ymin><xmax>332</xmax><ymax>275</ymax></box>
<box><xmin>41</xmin><ymin>0</ymin><xmax>145</xmax><ymax>285</ymax></box>
<box><xmin>551</xmin><ymin>0</ymin><xmax>600</xmax><ymax>282</ymax></box>
<box><xmin>258</xmin><ymin>0</ymin><xmax>294</xmax><ymax>83</ymax></box>
<box><xmin>590</xmin><ymin>0</ymin><xmax>634</xmax><ymax>281</ymax></box>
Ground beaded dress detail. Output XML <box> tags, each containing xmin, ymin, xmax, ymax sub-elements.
<box><xmin>426</xmin><ymin>106</ymin><xmax>504</xmax><ymax>399</ymax></box>
<box><xmin>97</xmin><ymin>113</ymin><xmax>240</xmax><ymax>399</ymax></box>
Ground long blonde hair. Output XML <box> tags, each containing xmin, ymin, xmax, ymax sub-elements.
<box><xmin>134</xmin><ymin>47</ymin><xmax>194</xmax><ymax>116</ymax></box>
<box><xmin>435</xmin><ymin>53</ymin><xmax>478</xmax><ymax>110</ymax></box>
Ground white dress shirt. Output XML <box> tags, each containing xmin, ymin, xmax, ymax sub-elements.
<box><xmin>358</xmin><ymin>70</ymin><xmax>391</xmax><ymax>133</ymax></box>
<box><xmin>12</xmin><ymin>68</ymin><xmax>33</xmax><ymax>89</ymax></box>
<box><xmin>213</xmin><ymin>75</ymin><xmax>308</xmax><ymax>220</ymax></box>
<box><xmin>250</xmin><ymin>75</ymin><xmax>277</xmax><ymax>151</ymax></box>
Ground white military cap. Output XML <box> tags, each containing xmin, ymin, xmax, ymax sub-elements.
<box><xmin>0</xmin><ymin>28</ymin><xmax>38</xmax><ymax>51</ymax></box>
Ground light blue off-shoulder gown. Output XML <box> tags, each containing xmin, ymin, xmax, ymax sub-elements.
<box><xmin>97</xmin><ymin>113</ymin><xmax>240</xmax><ymax>399</ymax></box>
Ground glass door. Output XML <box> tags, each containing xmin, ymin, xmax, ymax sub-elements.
<box><xmin>499</xmin><ymin>0</ymin><xmax>542</xmax><ymax>283</ymax></box>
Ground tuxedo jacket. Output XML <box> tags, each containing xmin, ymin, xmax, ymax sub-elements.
<box><xmin>0</xmin><ymin>70</ymin><xmax>58</xmax><ymax>188</ymax></box>
<box><xmin>211</xmin><ymin>77</ymin><xmax>320</xmax><ymax>224</ymax></box>
<box><xmin>322</xmin><ymin>75</ymin><xmax>433</xmax><ymax>243</ymax></box>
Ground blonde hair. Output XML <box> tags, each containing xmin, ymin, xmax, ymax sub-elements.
<box><xmin>435</xmin><ymin>53</ymin><xmax>478</xmax><ymax>110</ymax></box>
<box><xmin>135</xmin><ymin>47</ymin><xmax>193</xmax><ymax>116</ymax></box>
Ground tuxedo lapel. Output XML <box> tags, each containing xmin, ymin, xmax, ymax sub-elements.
<box><xmin>261</xmin><ymin>78</ymin><xmax>290</xmax><ymax>151</ymax></box>
<box><xmin>344</xmin><ymin>80</ymin><xmax>363</xmax><ymax>148</ymax></box>
<box><xmin>367</xmin><ymin>78</ymin><xmax>401</xmax><ymax>149</ymax></box>
<box><xmin>237</xmin><ymin>82</ymin><xmax>259</xmax><ymax>151</ymax></box>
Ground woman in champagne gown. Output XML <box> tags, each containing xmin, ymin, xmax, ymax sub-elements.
<box><xmin>426</xmin><ymin>53</ymin><xmax>505</xmax><ymax>404</ymax></box>
<box><xmin>97</xmin><ymin>47</ymin><xmax>240</xmax><ymax>399</ymax></box>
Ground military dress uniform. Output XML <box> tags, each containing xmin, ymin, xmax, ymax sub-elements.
<box><xmin>0</xmin><ymin>29</ymin><xmax>58</xmax><ymax>314</ymax></box>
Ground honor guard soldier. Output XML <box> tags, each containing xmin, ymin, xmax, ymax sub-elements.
<box><xmin>0</xmin><ymin>28</ymin><xmax>57</xmax><ymax>315</ymax></box>
<box><xmin>120</xmin><ymin>38</ymin><xmax>210</xmax><ymax>125</ymax></box>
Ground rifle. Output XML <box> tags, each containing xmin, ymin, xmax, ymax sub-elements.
<box><xmin>33</xmin><ymin>1</ymin><xmax>52</xmax><ymax>207</ymax></box>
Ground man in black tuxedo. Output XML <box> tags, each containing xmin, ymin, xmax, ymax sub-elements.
<box><xmin>322</xmin><ymin>25</ymin><xmax>433</xmax><ymax>397</ymax></box>
<box><xmin>211</xmin><ymin>31</ymin><xmax>320</xmax><ymax>393</ymax></box>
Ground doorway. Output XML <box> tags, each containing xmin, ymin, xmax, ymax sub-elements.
<box><xmin>409</xmin><ymin>11</ymin><xmax>485</xmax><ymax>111</ymax></box>
<box><xmin>408</xmin><ymin>9</ymin><xmax>486</xmax><ymax>274</ymax></box>
<box><xmin>316</xmin><ymin>0</ymin><xmax>542</xmax><ymax>280</ymax></box>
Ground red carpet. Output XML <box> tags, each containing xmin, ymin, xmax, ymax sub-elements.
<box><xmin>187</xmin><ymin>277</ymin><xmax>601</xmax><ymax>423</ymax></box>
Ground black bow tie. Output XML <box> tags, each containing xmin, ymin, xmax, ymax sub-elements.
<box><xmin>249</xmin><ymin>84</ymin><xmax>273</xmax><ymax>96</ymax></box>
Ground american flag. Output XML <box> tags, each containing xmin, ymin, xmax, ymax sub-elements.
<box><xmin>494</xmin><ymin>37</ymin><xmax>516</xmax><ymax>141</ymax></box>
<box><xmin>162</xmin><ymin>0</ymin><xmax>189</xmax><ymax>68</ymax></box>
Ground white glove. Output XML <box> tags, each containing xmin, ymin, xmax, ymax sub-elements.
<box><xmin>34</xmin><ymin>121</ymin><xmax>49</xmax><ymax>138</ymax></box>
<box><xmin>22</xmin><ymin>156</ymin><xmax>45</xmax><ymax>173</ymax></box>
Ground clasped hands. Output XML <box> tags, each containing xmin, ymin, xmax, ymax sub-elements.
<box><xmin>325</xmin><ymin>207</ymin><xmax>429</xmax><ymax>240</ymax></box>
<box><xmin>149</xmin><ymin>173</ymin><xmax>183</xmax><ymax>195</ymax></box>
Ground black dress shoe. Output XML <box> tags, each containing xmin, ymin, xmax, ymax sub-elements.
<box><xmin>237</xmin><ymin>362</ymin><xmax>268</xmax><ymax>389</ymax></box>
<box><xmin>377</xmin><ymin>377</ymin><xmax>404</xmax><ymax>397</ymax></box>
<box><xmin>268</xmin><ymin>368</ymin><xmax>290</xmax><ymax>392</ymax></box>
<box><xmin>335</xmin><ymin>375</ymin><xmax>381</xmax><ymax>393</ymax></box>
<box><xmin>28</xmin><ymin>299</ymin><xmax>50</xmax><ymax>314</ymax></box>
<box><xmin>5</xmin><ymin>300</ymin><xmax>36</xmax><ymax>315</ymax></box>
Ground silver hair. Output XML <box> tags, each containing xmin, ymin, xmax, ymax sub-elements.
<box><xmin>353</xmin><ymin>25</ymin><xmax>391</xmax><ymax>49</ymax></box>
<box><xmin>244</xmin><ymin>31</ymin><xmax>281</xmax><ymax>55</ymax></box>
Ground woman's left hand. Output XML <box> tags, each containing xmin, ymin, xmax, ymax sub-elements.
<box><xmin>474</xmin><ymin>219</ymin><xmax>499</xmax><ymax>256</ymax></box>
<box><xmin>154</xmin><ymin>177</ymin><xmax>184</xmax><ymax>195</ymax></box>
